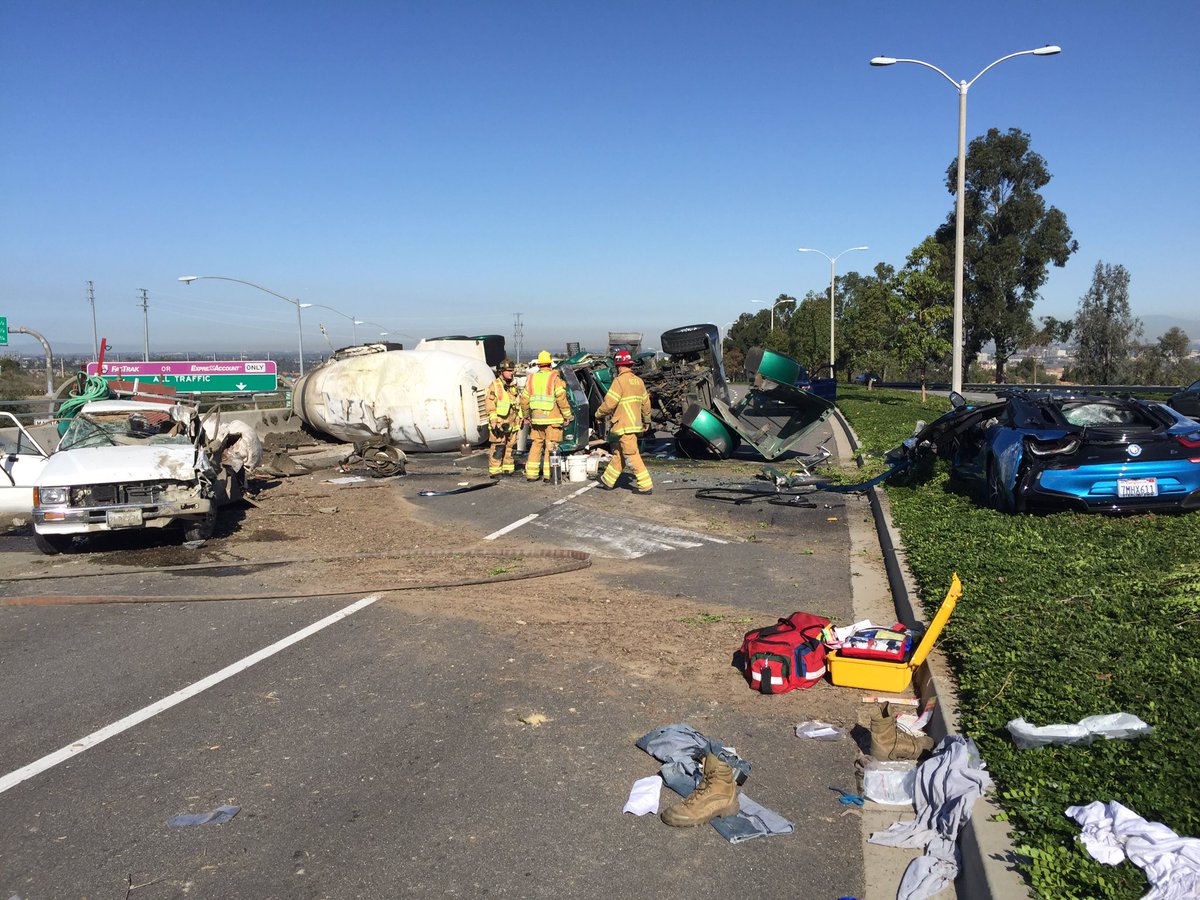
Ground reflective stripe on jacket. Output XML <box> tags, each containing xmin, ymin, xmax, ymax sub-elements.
<box><xmin>522</xmin><ymin>369</ymin><xmax>571</xmax><ymax>425</ymax></box>
<box><xmin>596</xmin><ymin>369</ymin><xmax>650</xmax><ymax>435</ymax></box>
<box><xmin>486</xmin><ymin>377</ymin><xmax>520</xmax><ymax>427</ymax></box>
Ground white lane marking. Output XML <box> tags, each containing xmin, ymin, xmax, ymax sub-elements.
<box><xmin>0</xmin><ymin>595</ymin><xmax>379</xmax><ymax>797</ymax></box>
<box><xmin>483</xmin><ymin>482</ymin><xmax>596</xmax><ymax>540</ymax></box>
<box><xmin>484</xmin><ymin>512</ymin><xmax>540</xmax><ymax>540</ymax></box>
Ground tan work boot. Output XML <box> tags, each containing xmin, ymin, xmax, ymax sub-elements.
<box><xmin>660</xmin><ymin>752</ymin><xmax>740</xmax><ymax>827</ymax></box>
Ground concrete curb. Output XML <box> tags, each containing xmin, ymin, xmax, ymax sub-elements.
<box><xmin>832</xmin><ymin>409</ymin><xmax>1031</xmax><ymax>900</ymax></box>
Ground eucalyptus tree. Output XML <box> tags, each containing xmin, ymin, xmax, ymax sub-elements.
<box><xmin>935</xmin><ymin>127</ymin><xmax>1078</xmax><ymax>383</ymax></box>
<box><xmin>838</xmin><ymin>263</ymin><xmax>898</xmax><ymax>380</ymax></box>
<box><xmin>891</xmin><ymin>237</ymin><xmax>953</xmax><ymax>399</ymax></box>
<box><xmin>1072</xmin><ymin>262</ymin><xmax>1141</xmax><ymax>385</ymax></box>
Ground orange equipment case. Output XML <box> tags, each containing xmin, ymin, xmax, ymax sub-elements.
<box><xmin>827</xmin><ymin>574</ymin><xmax>961</xmax><ymax>693</ymax></box>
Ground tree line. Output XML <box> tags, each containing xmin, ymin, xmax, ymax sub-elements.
<box><xmin>722</xmin><ymin>128</ymin><xmax>1197</xmax><ymax>390</ymax></box>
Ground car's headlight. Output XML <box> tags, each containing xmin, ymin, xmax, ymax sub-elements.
<box><xmin>34</xmin><ymin>486</ymin><xmax>70</xmax><ymax>506</ymax></box>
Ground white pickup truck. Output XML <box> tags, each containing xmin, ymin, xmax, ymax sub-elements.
<box><xmin>17</xmin><ymin>399</ymin><xmax>256</xmax><ymax>555</ymax></box>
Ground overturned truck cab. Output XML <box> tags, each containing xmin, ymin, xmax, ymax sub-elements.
<box><xmin>558</xmin><ymin>324</ymin><xmax>835</xmax><ymax>460</ymax></box>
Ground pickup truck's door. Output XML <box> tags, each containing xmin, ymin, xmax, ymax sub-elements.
<box><xmin>0</xmin><ymin>412</ymin><xmax>50</xmax><ymax>517</ymax></box>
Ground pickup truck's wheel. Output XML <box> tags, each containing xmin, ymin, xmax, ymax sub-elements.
<box><xmin>660</xmin><ymin>324</ymin><xmax>716</xmax><ymax>356</ymax></box>
<box><xmin>33</xmin><ymin>532</ymin><xmax>72</xmax><ymax>555</ymax></box>
<box><xmin>183</xmin><ymin>507</ymin><xmax>217</xmax><ymax>543</ymax></box>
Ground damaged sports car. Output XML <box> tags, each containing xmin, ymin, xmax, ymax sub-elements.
<box><xmin>556</xmin><ymin>323</ymin><xmax>835</xmax><ymax>460</ymax></box>
<box><xmin>901</xmin><ymin>390</ymin><xmax>1200</xmax><ymax>513</ymax></box>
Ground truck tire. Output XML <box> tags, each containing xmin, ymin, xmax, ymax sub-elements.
<box><xmin>660</xmin><ymin>324</ymin><xmax>718</xmax><ymax>357</ymax></box>
<box><xmin>183</xmin><ymin>507</ymin><xmax>217</xmax><ymax>543</ymax></box>
<box><xmin>34</xmin><ymin>532</ymin><xmax>72</xmax><ymax>555</ymax></box>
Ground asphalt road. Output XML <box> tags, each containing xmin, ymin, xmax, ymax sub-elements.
<box><xmin>0</xmin><ymin>421</ymin><xmax>877</xmax><ymax>899</ymax></box>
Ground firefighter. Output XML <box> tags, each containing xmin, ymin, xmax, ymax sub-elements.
<box><xmin>521</xmin><ymin>350</ymin><xmax>573</xmax><ymax>482</ymax></box>
<box><xmin>485</xmin><ymin>358</ymin><xmax>521</xmax><ymax>477</ymax></box>
<box><xmin>595</xmin><ymin>349</ymin><xmax>653</xmax><ymax>494</ymax></box>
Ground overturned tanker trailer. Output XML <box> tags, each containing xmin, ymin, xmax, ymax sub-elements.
<box><xmin>291</xmin><ymin>336</ymin><xmax>507</xmax><ymax>471</ymax></box>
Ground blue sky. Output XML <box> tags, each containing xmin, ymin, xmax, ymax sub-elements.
<box><xmin>2</xmin><ymin>0</ymin><xmax>1197</xmax><ymax>359</ymax></box>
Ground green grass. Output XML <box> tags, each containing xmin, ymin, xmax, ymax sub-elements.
<box><xmin>837</xmin><ymin>386</ymin><xmax>1200</xmax><ymax>900</ymax></box>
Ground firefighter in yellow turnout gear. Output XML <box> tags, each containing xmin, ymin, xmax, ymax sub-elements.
<box><xmin>485</xmin><ymin>358</ymin><xmax>521</xmax><ymax>477</ymax></box>
<box><xmin>521</xmin><ymin>351</ymin><xmax>573</xmax><ymax>482</ymax></box>
<box><xmin>596</xmin><ymin>350</ymin><xmax>653</xmax><ymax>494</ymax></box>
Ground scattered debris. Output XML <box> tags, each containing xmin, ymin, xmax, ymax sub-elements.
<box><xmin>1066</xmin><ymin>800</ymin><xmax>1200</xmax><ymax>898</ymax></box>
<box><xmin>417</xmin><ymin>482</ymin><xmax>498</xmax><ymax>497</ymax></box>
<box><xmin>166</xmin><ymin>804</ymin><xmax>241</xmax><ymax>827</ymax></box>
<box><xmin>795</xmin><ymin>721</ymin><xmax>844</xmax><ymax>741</ymax></box>
<box><xmin>519</xmin><ymin>713</ymin><xmax>549</xmax><ymax>727</ymax></box>
<box><xmin>861</xmin><ymin>760</ymin><xmax>917</xmax><ymax>806</ymax></box>
<box><xmin>1006</xmin><ymin>712</ymin><xmax>1153</xmax><ymax>749</ymax></box>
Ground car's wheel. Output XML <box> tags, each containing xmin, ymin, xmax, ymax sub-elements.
<box><xmin>182</xmin><ymin>507</ymin><xmax>217</xmax><ymax>543</ymax></box>
<box><xmin>986</xmin><ymin>459</ymin><xmax>1013</xmax><ymax>512</ymax></box>
<box><xmin>33</xmin><ymin>532</ymin><xmax>72</xmax><ymax>555</ymax></box>
<box><xmin>660</xmin><ymin>324</ymin><xmax>716</xmax><ymax>356</ymax></box>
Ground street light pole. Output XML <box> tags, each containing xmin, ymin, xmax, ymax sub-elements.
<box><xmin>178</xmin><ymin>275</ymin><xmax>311</xmax><ymax>376</ymax></box>
<box><xmin>307</xmin><ymin>304</ymin><xmax>364</xmax><ymax>346</ymax></box>
<box><xmin>753</xmin><ymin>297</ymin><xmax>796</xmax><ymax>332</ymax></box>
<box><xmin>870</xmin><ymin>46</ymin><xmax>1061</xmax><ymax>394</ymax></box>
<box><xmin>797</xmin><ymin>246</ymin><xmax>869</xmax><ymax>373</ymax></box>
<box><xmin>86</xmin><ymin>280</ymin><xmax>98</xmax><ymax>362</ymax></box>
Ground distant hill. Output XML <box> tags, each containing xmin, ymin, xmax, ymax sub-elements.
<box><xmin>1141</xmin><ymin>314</ymin><xmax>1200</xmax><ymax>344</ymax></box>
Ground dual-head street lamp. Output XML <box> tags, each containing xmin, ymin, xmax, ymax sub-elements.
<box><xmin>308</xmin><ymin>304</ymin><xmax>364</xmax><ymax>344</ymax></box>
<box><xmin>754</xmin><ymin>296</ymin><xmax>796</xmax><ymax>333</ymax></box>
<box><xmin>869</xmin><ymin>45</ymin><xmax>1061</xmax><ymax>393</ymax></box>
<box><xmin>797</xmin><ymin>246</ymin><xmax>869</xmax><ymax>372</ymax></box>
<box><xmin>178</xmin><ymin>275</ymin><xmax>311</xmax><ymax>376</ymax></box>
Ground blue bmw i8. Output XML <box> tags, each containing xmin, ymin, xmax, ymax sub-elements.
<box><xmin>908</xmin><ymin>390</ymin><xmax>1200</xmax><ymax>513</ymax></box>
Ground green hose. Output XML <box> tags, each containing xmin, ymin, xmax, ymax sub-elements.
<box><xmin>56</xmin><ymin>374</ymin><xmax>111</xmax><ymax>435</ymax></box>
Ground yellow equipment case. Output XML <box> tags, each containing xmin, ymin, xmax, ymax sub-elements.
<box><xmin>827</xmin><ymin>574</ymin><xmax>962</xmax><ymax>693</ymax></box>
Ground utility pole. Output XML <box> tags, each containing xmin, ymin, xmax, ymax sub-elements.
<box><xmin>87</xmin><ymin>280</ymin><xmax>98</xmax><ymax>361</ymax></box>
<box><xmin>513</xmin><ymin>312</ymin><xmax>524</xmax><ymax>365</ymax></box>
<box><xmin>139</xmin><ymin>288</ymin><xmax>150</xmax><ymax>361</ymax></box>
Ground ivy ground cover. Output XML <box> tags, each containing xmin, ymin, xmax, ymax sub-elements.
<box><xmin>837</xmin><ymin>386</ymin><xmax>1200</xmax><ymax>900</ymax></box>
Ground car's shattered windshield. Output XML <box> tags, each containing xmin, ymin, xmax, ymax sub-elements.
<box><xmin>1059</xmin><ymin>402</ymin><xmax>1146</xmax><ymax>428</ymax></box>
<box><xmin>60</xmin><ymin>411</ymin><xmax>193</xmax><ymax>450</ymax></box>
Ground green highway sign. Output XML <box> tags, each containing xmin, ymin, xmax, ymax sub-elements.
<box><xmin>86</xmin><ymin>361</ymin><xmax>279</xmax><ymax>394</ymax></box>
<box><xmin>94</xmin><ymin>373</ymin><xmax>280</xmax><ymax>394</ymax></box>
<box><xmin>0</xmin><ymin>316</ymin><xmax>7</xmax><ymax>345</ymax></box>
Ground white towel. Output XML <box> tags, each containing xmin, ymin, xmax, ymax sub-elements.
<box><xmin>1066</xmin><ymin>801</ymin><xmax>1200</xmax><ymax>900</ymax></box>
<box><xmin>623</xmin><ymin>775</ymin><xmax>663</xmax><ymax>816</ymax></box>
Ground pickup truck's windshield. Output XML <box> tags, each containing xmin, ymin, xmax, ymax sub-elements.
<box><xmin>59</xmin><ymin>411</ymin><xmax>193</xmax><ymax>450</ymax></box>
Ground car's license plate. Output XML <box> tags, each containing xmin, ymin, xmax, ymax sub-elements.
<box><xmin>1118</xmin><ymin>477</ymin><xmax>1158</xmax><ymax>498</ymax></box>
<box><xmin>106</xmin><ymin>508</ymin><xmax>144</xmax><ymax>528</ymax></box>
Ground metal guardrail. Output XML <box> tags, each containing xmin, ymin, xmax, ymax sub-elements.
<box><xmin>873</xmin><ymin>382</ymin><xmax>1179</xmax><ymax>396</ymax></box>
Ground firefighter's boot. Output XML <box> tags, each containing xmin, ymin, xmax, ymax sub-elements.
<box><xmin>660</xmin><ymin>752</ymin><xmax>740</xmax><ymax>827</ymax></box>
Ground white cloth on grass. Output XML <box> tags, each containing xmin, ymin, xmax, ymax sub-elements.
<box><xmin>1066</xmin><ymin>800</ymin><xmax>1200</xmax><ymax>900</ymax></box>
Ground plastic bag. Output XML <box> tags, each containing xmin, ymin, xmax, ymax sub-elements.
<box><xmin>862</xmin><ymin>760</ymin><xmax>916</xmax><ymax>806</ymax></box>
<box><xmin>794</xmin><ymin>720</ymin><xmax>844</xmax><ymax>741</ymax></box>
<box><xmin>1006</xmin><ymin>713</ymin><xmax>1152</xmax><ymax>749</ymax></box>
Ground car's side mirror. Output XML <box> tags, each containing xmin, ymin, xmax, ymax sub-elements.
<box><xmin>949</xmin><ymin>391</ymin><xmax>966</xmax><ymax>409</ymax></box>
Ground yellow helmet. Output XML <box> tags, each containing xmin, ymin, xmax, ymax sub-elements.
<box><xmin>537</xmin><ymin>350</ymin><xmax>552</xmax><ymax>366</ymax></box>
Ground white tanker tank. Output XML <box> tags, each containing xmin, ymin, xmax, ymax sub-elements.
<box><xmin>291</xmin><ymin>337</ymin><xmax>505</xmax><ymax>453</ymax></box>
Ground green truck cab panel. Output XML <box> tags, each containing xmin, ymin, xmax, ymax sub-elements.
<box><xmin>708</xmin><ymin>347</ymin><xmax>835</xmax><ymax>460</ymax></box>
<box><xmin>677</xmin><ymin>405</ymin><xmax>741</xmax><ymax>458</ymax></box>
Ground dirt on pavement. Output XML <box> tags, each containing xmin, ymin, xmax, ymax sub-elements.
<box><xmin>1</xmin><ymin>462</ymin><xmax>864</xmax><ymax>734</ymax></box>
